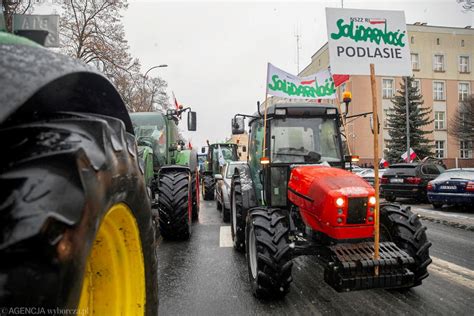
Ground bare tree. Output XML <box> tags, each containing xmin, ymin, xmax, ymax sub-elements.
<box><xmin>449</xmin><ymin>95</ymin><xmax>474</xmax><ymax>150</ymax></box>
<box><xmin>1</xmin><ymin>0</ymin><xmax>33</xmax><ymax>32</ymax></box>
<box><xmin>457</xmin><ymin>0</ymin><xmax>473</xmax><ymax>12</ymax></box>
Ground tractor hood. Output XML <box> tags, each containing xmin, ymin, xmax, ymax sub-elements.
<box><xmin>288</xmin><ymin>165</ymin><xmax>374</xmax><ymax>199</ymax></box>
<box><xmin>288</xmin><ymin>165</ymin><xmax>375</xmax><ymax>239</ymax></box>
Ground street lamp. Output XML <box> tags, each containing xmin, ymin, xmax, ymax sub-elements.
<box><xmin>142</xmin><ymin>64</ymin><xmax>168</xmax><ymax>112</ymax></box>
<box><xmin>144</xmin><ymin>64</ymin><xmax>168</xmax><ymax>78</ymax></box>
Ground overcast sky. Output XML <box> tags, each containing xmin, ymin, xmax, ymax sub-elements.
<box><xmin>36</xmin><ymin>1</ymin><xmax>473</xmax><ymax>147</ymax></box>
<box><xmin>123</xmin><ymin>0</ymin><xmax>472</xmax><ymax>148</ymax></box>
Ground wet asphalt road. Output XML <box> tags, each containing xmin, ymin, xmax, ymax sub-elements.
<box><xmin>157</xmin><ymin>198</ymin><xmax>474</xmax><ymax>315</ymax></box>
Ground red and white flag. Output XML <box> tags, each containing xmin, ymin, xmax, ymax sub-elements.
<box><xmin>332</xmin><ymin>74</ymin><xmax>350</xmax><ymax>87</ymax></box>
<box><xmin>172</xmin><ymin>91</ymin><xmax>180</xmax><ymax>110</ymax></box>
<box><xmin>380</xmin><ymin>158</ymin><xmax>389</xmax><ymax>168</ymax></box>
<box><xmin>401</xmin><ymin>148</ymin><xmax>417</xmax><ymax>162</ymax></box>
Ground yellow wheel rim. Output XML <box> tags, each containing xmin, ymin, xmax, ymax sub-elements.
<box><xmin>78</xmin><ymin>203</ymin><xmax>146</xmax><ymax>315</ymax></box>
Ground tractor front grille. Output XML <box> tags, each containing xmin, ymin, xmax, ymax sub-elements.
<box><xmin>347</xmin><ymin>197</ymin><xmax>367</xmax><ymax>224</ymax></box>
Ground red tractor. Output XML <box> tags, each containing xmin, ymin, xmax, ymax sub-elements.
<box><xmin>230</xmin><ymin>102</ymin><xmax>432</xmax><ymax>298</ymax></box>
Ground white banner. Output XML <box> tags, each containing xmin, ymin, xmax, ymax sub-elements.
<box><xmin>266</xmin><ymin>63</ymin><xmax>336</xmax><ymax>100</ymax></box>
<box><xmin>326</xmin><ymin>8</ymin><xmax>412</xmax><ymax>76</ymax></box>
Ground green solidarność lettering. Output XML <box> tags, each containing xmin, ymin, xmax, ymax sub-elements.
<box><xmin>330</xmin><ymin>18</ymin><xmax>406</xmax><ymax>48</ymax></box>
<box><xmin>268</xmin><ymin>75</ymin><xmax>336</xmax><ymax>98</ymax></box>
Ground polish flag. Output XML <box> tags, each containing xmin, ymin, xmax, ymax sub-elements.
<box><xmin>369</xmin><ymin>18</ymin><xmax>386</xmax><ymax>25</ymax></box>
<box><xmin>333</xmin><ymin>74</ymin><xmax>350</xmax><ymax>87</ymax></box>
<box><xmin>380</xmin><ymin>158</ymin><xmax>389</xmax><ymax>168</ymax></box>
<box><xmin>401</xmin><ymin>148</ymin><xmax>417</xmax><ymax>162</ymax></box>
<box><xmin>172</xmin><ymin>91</ymin><xmax>179</xmax><ymax>110</ymax></box>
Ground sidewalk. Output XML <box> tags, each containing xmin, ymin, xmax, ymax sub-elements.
<box><xmin>410</xmin><ymin>206</ymin><xmax>474</xmax><ymax>231</ymax></box>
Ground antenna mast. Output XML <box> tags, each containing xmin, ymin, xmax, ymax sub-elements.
<box><xmin>295</xmin><ymin>24</ymin><xmax>302</xmax><ymax>74</ymax></box>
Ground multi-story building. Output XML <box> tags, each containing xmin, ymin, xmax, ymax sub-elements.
<box><xmin>229</xmin><ymin>133</ymin><xmax>249</xmax><ymax>161</ymax></box>
<box><xmin>300</xmin><ymin>24</ymin><xmax>474</xmax><ymax>168</ymax></box>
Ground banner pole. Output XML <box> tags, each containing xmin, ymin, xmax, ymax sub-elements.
<box><xmin>262</xmin><ymin>94</ymin><xmax>269</xmax><ymax>158</ymax></box>
<box><xmin>370</xmin><ymin>63</ymin><xmax>380</xmax><ymax>276</ymax></box>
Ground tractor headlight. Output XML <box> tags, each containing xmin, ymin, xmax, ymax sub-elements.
<box><xmin>335</xmin><ymin>197</ymin><xmax>344</xmax><ymax>207</ymax></box>
<box><xmin>368</xmin><ymin>196</ymin><xmax>376</xmax><ymax>206</ymax></box>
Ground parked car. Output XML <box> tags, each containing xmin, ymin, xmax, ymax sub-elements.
<box><xmin>214</xmin><ymin>161</ymin><xmax>247</xmax><ymax>222</ymax></box>
<box><xmin>427</xmin><ymin>168</ymin><xmax>474</xmax><ymax>209</ymax></box>
<box><xmin>357</xmin><ymin>169</ymin><xmax>386</xmax><ymax>187</ymax></box>
<box><xmin>380</xmin><ymin>162</ymin><xmax>445</xmax><ymax>202</ymax></box>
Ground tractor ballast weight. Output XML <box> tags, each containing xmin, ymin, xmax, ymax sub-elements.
<box><xmin>230</xmin><ymin>102</ymin><xmax>432</xmax><ymax>298</ymax></box>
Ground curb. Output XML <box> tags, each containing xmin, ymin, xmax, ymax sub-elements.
<box><xmin>417</xmin><ymin>214</ymin><xmax>474</xmax><ymax>232</ymax></box>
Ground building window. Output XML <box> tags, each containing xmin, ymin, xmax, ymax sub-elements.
<box><xmin>411</xmin><ymin>36</ymin><xmax>415</xmax><ymax>44</ymax></box>
<box><xmin>459</xmin><ymin>56</ymin><xmax>470</xmax><ymax>73</ymax></box>
<box><xmin>460</xmin><ymin>141</ymin><xmax>472</xmax><ymax>159</ymax></box>
<box><xmin>434</xmin><ymin>111</ymin><xmax>446</xmax><ymax>130</ymax></box>
<box><xmin>433</xmin><ymin>54</ymin><xmax>445</xmax><ymax>72</ymax></box>
<box><xmin>461</xmin><ymin>39</ymin><xmax>465</xmax><ymax>47</ymax></box>
<box><xmin>435</xmin><ymin>141</ymin><xmax>445</xmax><ymax>158</ymax></box>
<box><xmin>433</xmin><ymin>81</ymin><xmax>445</xmax><ymax>101</ymax></box>
<box><xmin>411</xmin><ymin>53</ymin><xmax>419</xmax><ymax>70</ymax></box>
<box><xmin>412</xmin><ymin>79</ymin><xmax>421</xmax><ymax>93</ymax></box>
<box><xmin>436</xmin><ymin>38</ymin><xmax>440</xmax><ymax>45</ymax></box>
<box><xmin>458</xmin><ymin>82</ymin><xmax>470</xmax><ymax>101</ymax></box>
<box><xmin>382</xmin><ymin>79</ymin><xmax>394</xmax><ymax>99</ymax></box>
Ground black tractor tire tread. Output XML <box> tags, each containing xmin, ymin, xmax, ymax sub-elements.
<box><xmin>380</xmin><ymin>203</ymin><xmax>432</xmax><ymax>287</ymax></box>
<box><xmin>0</xmin><ymin>112</ymin><xmax>158</xmax><ymax>312</ymax></box>
<box><xmin>247</xmin><ymin>207</ymin><xmax>293</xmax><ymax>299</ymax></box>
<box><xmin>157</xmin><ymin>171</ymin><xmax>191</xmax><ymax>240</ymax></box>
<box><xmin>203</xmin><ymin>175</ymin><xmax>215</xmax><ymax>200</ymax></box>
<box><xmin>231</xmin><ymin>176</ymin><xmax>246</xmax><ymax>252</ymax></box>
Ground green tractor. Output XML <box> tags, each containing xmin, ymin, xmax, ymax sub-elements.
<box><xmin>0</xmin><ymin>32</ymin><xmax>158</xmax><ymax>313</ymax></box>
<box><xmin>130</xmin><ymin>109</ymin><xmax>199</xmax><ymax>240</ymax></box>
<box><xmin>201</xmin><ymin>142</ymin><xmax>239</xmax><ymax>200</ymax></box>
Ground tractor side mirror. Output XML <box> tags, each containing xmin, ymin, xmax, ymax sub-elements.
<box><xmin>232</xmin><ymin>117</ymin><xmax>245</xmax><ymax>135</ymax></box>
<box><xmin>242</xmin><ymin>146</ymin><xmax>247</xmax><ymax>152</ymax></box>
<box><xmin>188</xmin><ymin>111</ymin><xmax>197</xmax><ymax>131</ymax></box>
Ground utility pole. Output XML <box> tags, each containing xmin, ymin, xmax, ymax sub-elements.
<box><xmin>295</xmin><ymin>24</ymin><xmax>301</xmax><ymax>74</ymax></box>
<box><xmin>405</xmin><ymin>76</ymin><xmax>411</xmax><ymax>163</ymax></box>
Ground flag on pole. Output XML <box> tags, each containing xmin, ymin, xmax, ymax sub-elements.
<box><xmin>172</xmin><ymin>91</ymin><xmax>179</xmax><ymax>110</ymax></box>
<box><xmin>380</xmin><ymin>158</ymin><xmax>389</xmax><ymax>168</ymax></box>
<box><xmin>332</xmin><ymin>74</ymin><xmax>350</xmax><ymax>87</ymax></box>
<box><xmin>401</xmin><ymin>148</ymin><xmax>417</xmax><ymax>162</ymax></box>
<box><xmin>217</xmin><ymin>145</ymin><xmax>226</xmax><ymax>167</ymax></box>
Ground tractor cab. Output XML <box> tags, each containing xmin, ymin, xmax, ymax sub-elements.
<box><xmin>234</xmin><ymin>103</ymin><xmax>346</xmax><ymax>207</ymax></box>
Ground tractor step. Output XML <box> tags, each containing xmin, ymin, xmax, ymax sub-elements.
<box><xmin>324</xmin><ymin>241</ymin><xmax>415</xmax><ymax>292</ymax></box>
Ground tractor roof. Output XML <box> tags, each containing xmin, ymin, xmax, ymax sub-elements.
<box><xmin>253</xmin><ymin>102</ymin><xmax>339</xmax><ymax>117</ymax></box>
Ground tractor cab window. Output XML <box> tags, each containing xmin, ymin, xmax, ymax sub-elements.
<box><xmin>270</xmin><ymin>117</ymin><xmax>341</xmax><ymax>164</ymax></box>
<box><xmin>130</xmin><ymin>114</ymin><xmax>167</xmax><ymax>167</ymax></box>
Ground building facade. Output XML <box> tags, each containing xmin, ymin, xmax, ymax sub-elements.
<box><xmin>300</xmin><ymin>24</ymin><xmax>474</xmax><ymax>168</ymax></box>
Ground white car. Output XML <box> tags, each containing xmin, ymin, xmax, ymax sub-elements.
<box><xmin>357</xmin><ymin>169</ymin><xmax>386</xmax><ymax>186</ymax></box>
<box><xmin>215</xmin><ymin>161</ymin><xmax>247</xmax><ymax>222</ymax></box>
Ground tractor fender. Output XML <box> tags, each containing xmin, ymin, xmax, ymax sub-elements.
<box><xmin>0</xmin><ymin>43</ymin><xmax>133</xmax><ymax>134</ymax></box>
<box><xmin>234</xmin><ymin>164</ymin><xmax>257</xmax><ymax>208</ymax></box>
<box><xmin>175</xmin><ymin>149</ymin><xmax>198</xmax><ymax>173</ymax></box>
<box><xmin>159</xmin><ymin>165</ymin><xmax>191</xmax><ymax>176</ymax></box>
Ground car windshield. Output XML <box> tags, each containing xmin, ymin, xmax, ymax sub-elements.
<box><xmin>436</xmin><ymin>170</ymin><xmax>474</xmax><ymax>181</ymax></box>
<box><xmin>270</xmin><ymin>117</ymin><xmax>341</xmax><ymax>163</ymax></box>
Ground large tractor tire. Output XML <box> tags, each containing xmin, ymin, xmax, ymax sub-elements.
<box><xmin>202</xmin><ymin>175</ymin><xmax>215</xmax><ymax>200</ymax></box>
<box><xmin>191</xmin><ymin>171</ymin><xmax>200</xmax><ymax>221</ymax></box>
<box><xmin>380</xmin><ymin>203</ymin><xmax>432</xmax><ymax>287</ymax></box>
<box><xmin>246</xmin><ymin>207</ymin><xmax>293</xmax><ymax>299</ymax></box>
<box><xmin>230</xmin><ymin>166</ymin><xmax>256</xmax><ymax>252</ymax></box>
<box><xmin>0</xmin><ymin>112</ymin><xmax>158</xmax><ymax>314</ymax></box>
<box><xmin>157</xmin><ymin>169</ymin><xmax>192</xmax><ymax>240</ymax></box>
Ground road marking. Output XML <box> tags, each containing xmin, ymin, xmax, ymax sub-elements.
<box><xmin>219</xmin><ymin>226</ymin><xmax>233</xmax><ymax>247</ymax></box>
<box><xmin>430</xmin><ymin>256</ymin><xmax>474</xmax><ymax>290</ymax></box>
